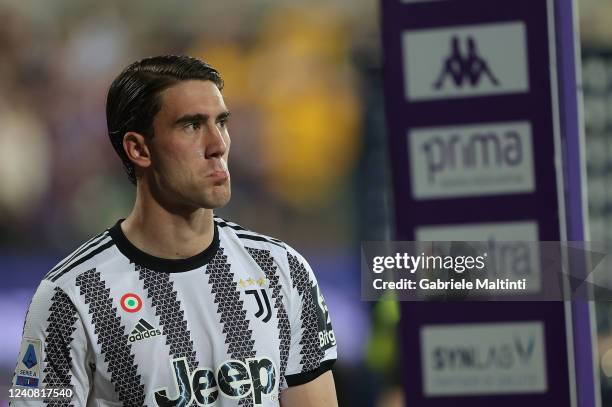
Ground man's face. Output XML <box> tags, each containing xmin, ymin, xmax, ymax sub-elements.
<box><xmin>147</xmin><ymin>80</ymin><xmax>231</xmax><ymax>210</ymax></box>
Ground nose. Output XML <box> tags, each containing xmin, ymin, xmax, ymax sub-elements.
<box><xmin>204</xmin><ymin>122</ymin><xmax>228</xmax><ymax>158</ymax></box>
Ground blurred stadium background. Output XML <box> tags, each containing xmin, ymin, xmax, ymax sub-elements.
<box><xmin>3</xmin><ymin>0</ymin><xmax>612</xmax><ymax>406</ymax></box>
<box><xmin>0</xmin><ymin>1</ymin><xmax>390</xmax><ymax>406</ymax></box>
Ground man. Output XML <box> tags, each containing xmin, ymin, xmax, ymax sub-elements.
<box><xmin>11</xmin><ymin>55</ymin><xmax>338</xmax><ymax>406</ymax></box>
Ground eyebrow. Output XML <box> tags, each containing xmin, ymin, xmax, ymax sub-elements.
<box><xmin>174</xmin><ymin>111</ymin><xmax>231</xmax><ymax>126</ymax></box>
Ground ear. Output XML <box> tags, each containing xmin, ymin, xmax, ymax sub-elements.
<box><xmin>123</xmin><ymin>131</ymin><xmax>152</xmax><ymax>170</ymax></box>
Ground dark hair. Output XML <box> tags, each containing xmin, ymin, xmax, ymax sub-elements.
<box><xmin>106</xmin><ymin>55</ymin><xmax>224</xmax><ymax>184</ymax></box>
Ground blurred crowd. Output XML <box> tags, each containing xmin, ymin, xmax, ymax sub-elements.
<box><xmin>0</xmin><ymin>1</ymin><xmax>392</xmax><ymax>405</ymax></box>
<box><xmin>7</xmin><ymin>0</ymin><xmax>612</xmax><ymax>405</ymax></box>
<box><xmin>0</xmin><ymin>0</ymin><xmax>381</xmax><ymax>250</ymax></box>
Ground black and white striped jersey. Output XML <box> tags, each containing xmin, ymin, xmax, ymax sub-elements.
<box><xmin>11</xmin><ymin>217</ymin><xmax>337</xmax><ymax>406</ymax></box>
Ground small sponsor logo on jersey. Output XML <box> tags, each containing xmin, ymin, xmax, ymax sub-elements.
<box><xmin>14</xmin><ymin>338</ymin><xmax>42</xmax><ymax>388</ymax></box>
<box><xmin>120</xmin><ymin>293</ymin><xmax>142</xmax><ymax>313</ymax></box>
<box><xmin>128</xmin><ymin>318</ymin><xmax>161</xmax><ymax>342</ymax></box>
<box><xmin>311</xmin><ymin>283</ymin><xmax>336</xmax><ymax>350</ymax></box>
<box><xmin>154</xmin><ymin>356</ymin><xmax>277</xmax><ymax>406</ymax></box>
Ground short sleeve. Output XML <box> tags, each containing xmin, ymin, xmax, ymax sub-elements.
<box><xmin>10</xmin><ymin>280</ymin><xmax>92</xmax><ymax>406</ymax></box>
<box><xmin>284</xmin><ymin>250</ymin><xmax>337</xmax><ymax>387</ymax></box>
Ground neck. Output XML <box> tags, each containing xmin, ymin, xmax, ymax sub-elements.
<box><xmin>121</xmin><ymin>182</ymin><xmax>216</xmax><ymax>259</ymax></box>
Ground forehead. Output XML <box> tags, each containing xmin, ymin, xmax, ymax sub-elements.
<box><xmin>157</xmin><ymin>80</ymin><xmax>226</xmax><ymax>119</ymax></box>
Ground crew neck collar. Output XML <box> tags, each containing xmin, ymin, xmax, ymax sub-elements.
<box><xmin>108</xmin><ymin>219</ymin><xmax>220</xmax><ymax>273</ymax></box>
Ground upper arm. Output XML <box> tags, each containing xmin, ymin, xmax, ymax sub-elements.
<box><xmin>283</xmin><ymin>249</ymin><xmax>338</xmax><ymax>389</ymax></box>
<box><xmin>11</xmin><ymin>280</ymin><xmax>92</xmax><ymax>406</ymax></box>
<box><xmin>280</xmin><ymin>370</ymin><xmax>338</xmax><ymax>407</ymax></box>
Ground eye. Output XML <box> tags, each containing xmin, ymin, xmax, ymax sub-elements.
<box><xmin>184</xmin><ymin>122</ymin><xmax>201</xmax><ymax>132</ymax></box>
<box><xmin>217</xmin><ymin>118</ymin><xmax>228</xmax><ymax>129</ymax></box>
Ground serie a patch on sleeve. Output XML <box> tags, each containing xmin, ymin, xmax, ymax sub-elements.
<box><xmin>14</xmin><ymin>337</ymin><xmax>42</xmax><ymax>388</ymax></box>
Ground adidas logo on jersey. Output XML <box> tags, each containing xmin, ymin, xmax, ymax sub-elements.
<box><xmin>128</xmin><ymin>319</ymin><xmax>161</xmax><ymax>343</ymax></box>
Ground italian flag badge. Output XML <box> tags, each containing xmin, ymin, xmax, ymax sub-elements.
<box><xmin>120</xmin><ymin>293</ymin><xmax>142</xmax><ymax>313</ymax></box>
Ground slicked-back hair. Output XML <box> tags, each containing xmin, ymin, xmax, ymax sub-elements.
<box><xmin>106</xmin><ymin>55</ymin><xmax>224</xmax><ymax>185</ymax></box>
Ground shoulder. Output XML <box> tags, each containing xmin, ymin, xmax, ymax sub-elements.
<box><xmin>214</xmin><ymin>215</ymin><xmax>314</xmax><ymax>279</ymax></box>
<box><xmin>214</xmin><ymin>215</ymin><xmax>287</xmax><ymax>251</ymax></box>
<box><xmin>43</xmin><ymin>228</ymin><xmax>118</xmax><ymax>287</ymax></box>
<box><xmin>214</xmin><ymin>215</ymin><xmax>312</xmax><ymax>269</ymax></box>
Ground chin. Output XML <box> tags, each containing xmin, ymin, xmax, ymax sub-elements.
<box><xmin>201</xmin><ymin>190</ymin><xmax>231</xmax><ymax>209</ymax></box>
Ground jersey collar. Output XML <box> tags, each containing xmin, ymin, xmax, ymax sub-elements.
<box><xmin>108</xmin><ymin>219</ymin><xmax>220</xmax><ymax>273</ymax></box>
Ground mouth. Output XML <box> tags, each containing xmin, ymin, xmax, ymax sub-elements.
<box><xmin>208</xmin><ymin>170</ymin><xmax>229</xmax><ymax>181</ymax></box>
<box><xmin>207</xmin><ymin>159</ymin><xmax>229</xmax><ymax>181</ymax></box>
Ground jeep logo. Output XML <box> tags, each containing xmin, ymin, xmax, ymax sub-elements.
<box><xmin>154</xmin><ymin>357</ymin><xmax>277</xmax><ymax>406</ymax></box>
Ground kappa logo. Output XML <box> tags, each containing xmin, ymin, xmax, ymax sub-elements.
<box><xmin>433</xmin><ymin>35</ymin><xmax>499</xmax><ymax>90</ymax></box>
<box><xmin>402</xmin><ymin>22</ymin><xmax>528</xmax><ymax>101</ymax></box>
<box><xmin>128</xmin><ymin>318</ymin><xmax>161</xmax><ymax>343</ymax></box>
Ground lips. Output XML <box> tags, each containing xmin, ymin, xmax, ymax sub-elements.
<box><xmin>208</xmin><ymin>159</ymin><xmax>229</xmax><ymax>179</ymax></box>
